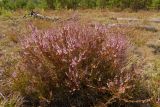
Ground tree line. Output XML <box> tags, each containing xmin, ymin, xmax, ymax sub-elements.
<box><xmin>0</xmin><ymin>0</ymin><xmax>160</xmax><ymax>10</ymax></box>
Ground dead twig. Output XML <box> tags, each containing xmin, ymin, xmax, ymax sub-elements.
<box><xmin>0</xmin><ymin>92</ymin><xmax>5</xmax><ymax>100</ymax></box>
<box><xmin>105</xmin><ymin>96</ymin><xmax>152</xmax><ymax>106</ymax></box>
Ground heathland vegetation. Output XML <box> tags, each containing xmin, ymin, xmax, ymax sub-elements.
<box><xmin>0</xmin><ymin>0</ymin><xmax>160</xmax><ymax>107</ymax></box>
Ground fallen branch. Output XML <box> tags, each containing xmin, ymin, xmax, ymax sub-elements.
<box><xmin>111</xmin><ymin>17</ymin><xmax>160</xmax><ymax>23</ymax></box>
<box><xmin>111</xmin><ymin>17</ymin><xmax>141</xmax><ymax>22</ymax></box>
<box><xmin>107</xmin><ymin>23</ymin><xmax>158</xmax><ymax>32</ymax></box>
<box><xmin>120</xmin><ymin>97</ymin><xmax>153</xmax><ymax>104</ymax></box>
<box><xmin>148</xmin><ymin>18</ymin><xmax>160</xmax><ymax>23</ymax></box>
<box><xmin>23</xmin><ymin>11</ymin><xmax>60</xmax><ymax>21</ymax></box>
<box><xmin>23</xmin><ymin>11</ymin><xmax>79</xmax><ymax>23</ymax></box>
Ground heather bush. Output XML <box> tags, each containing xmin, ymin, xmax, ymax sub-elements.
<box><xmin>13</xmin><ymin>23</ymin><xmax>152</xmax><ymax>106</ymax></box>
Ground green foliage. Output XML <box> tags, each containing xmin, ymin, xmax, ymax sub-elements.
<box><xmin>1</xmin><ymin>0</ymin><xmax>16</xmax><ymax>10</ymax></box>
<box><xmin>129</xmin><ymin>0</ymin><xmax>152</xmax><ymax>10</ymax></box>
<box><xmin>26</xmin><ymin>0</ymin><xmax>35</xmax><ymax>10</ymax></box>
<box><xmin>46</xmin><ymin>0</ymin><xmax>55</xmax><ymax>9</ymax></box>
<box><xmin>37</xmin><ymin>0</ymin><xmax>48</xmax><ymax>9</ymax></box>
<box><xmin>107</xmin><ymin>0</ymin><xmax>152</xmax><ymax>10</ymax></box>
<box><xmin>0</xmin><ymin>0</ymin><xmax>157</xmax><ymax>10</ymax></box>
<box><xmin>15</xmin><ymin>0</ymin><xmax>27</xmax><ymax>9</ymax></box>
<box><xmin>107</xmin><ymin>0</ymin><xmax>122</xmax><ymax>8</ymax></box>
<box><xmin>0</xmin><ymin>8</ymin><xmax>13</xmax><ymax>18</ymax></box>
<box><xmin>152</xmin><ymin>0</ymin><xmax>160</xmax><ymax>9</ymax></box>
<box><xmin>96</xmin><ymin>0</ymin><xmax>108</xmax><ymax>8</ymax></box>
<box><xmin>0</xmin><ymin>0</ymin><xmax>47</xmax><ymax>10</ymax></box>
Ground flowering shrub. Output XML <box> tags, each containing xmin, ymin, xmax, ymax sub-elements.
<box><xmin>14</xmin><ymin>23</ymin><xmax>151</xmax><ymax>106</ymax></box>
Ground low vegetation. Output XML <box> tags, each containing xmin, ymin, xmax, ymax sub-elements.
<box><xmin>0</xmin><ymin>1</ymin><xmax>160</xmax><ymax>107</ymax></box>
<box><xmin>0</xmin><ymin>22</ymin><xmax>153</xmax><ymax>107</ymax></box>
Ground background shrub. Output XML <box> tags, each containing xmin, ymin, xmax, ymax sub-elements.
<box><xmin>0</xmin><ymin>0</ymin><xmax>157</xmax><ymax>10</ymax></box>
<box><xmin>152</xmin><ymin>0</ymin><xmax>160</xmax><ymax>9</ymax></box>
<box><xmin>0</xmin><ymin>0</ymin><xmax>47</xmax><ymax>10</ymax></box>
<box><xmin>0</xmin><ymin>0</ymin><xmax>16</xmax><ymax>10</ymax></box>
<box><xmin>129</xmin><ymin>0</ymin><xmax>152</xmax><ymax>10</ymax></box>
